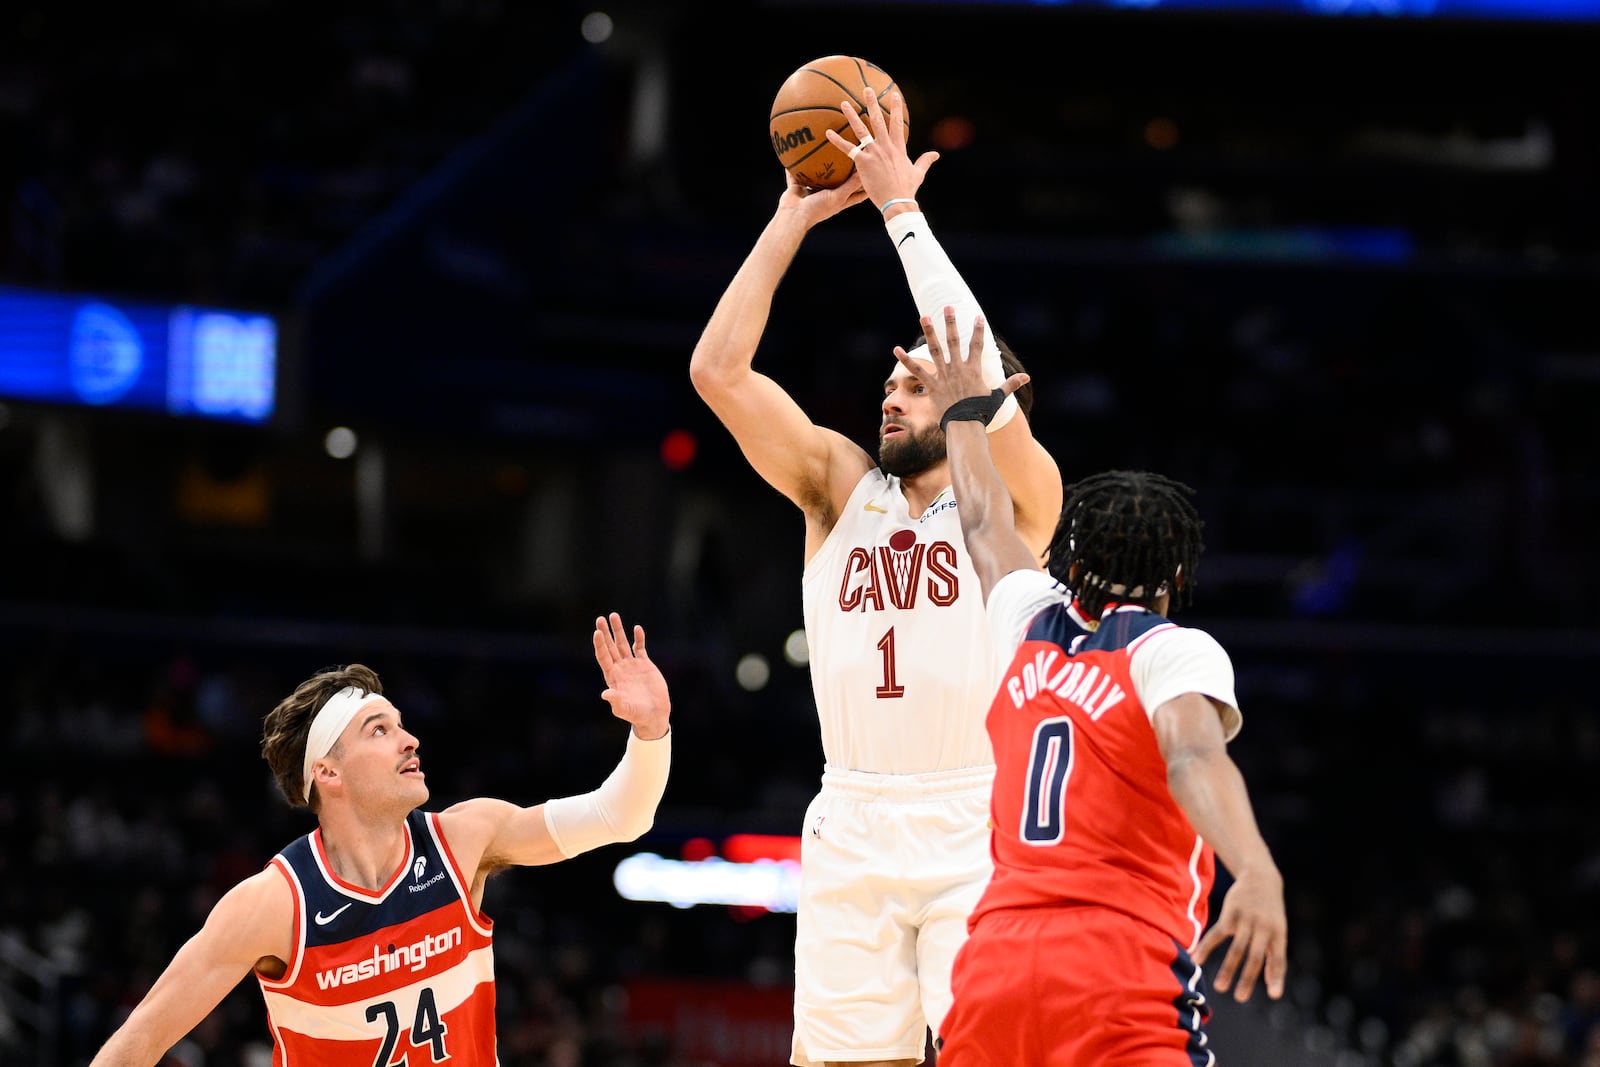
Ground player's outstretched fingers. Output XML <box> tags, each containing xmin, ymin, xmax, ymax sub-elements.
<box><xmin>967</xmin><ymin>315</ymin><xmax>989</xmax><ymax>365</ymax></box>
<box><xmin>609</xmin><ymin>613</ymin><xmax>635</xmax><ymax>659</ymax></box>
<box><xmin>1194</xmin><ymin>918</ymin><xmax>1233</xmax><ymax>988</ymax></box>
<box><xmin>1229</xmin><ymin>936</ymin><xmax>1268</xmax><ymax>1002</ymax></box>
<box><xmin>825</xmin><ymin>104</ymin><xmax>880</xmax><ymax>169</ymax></box>
<box><xmin>594</xmin><ymin>612</ymin><xmax>632</xmax><ymax>674</ymax></box>
<box><xmin>892</xmin><ymin>345</ymin><xmax>926</xmax><ymax>381</ymax></box>
<box><xmin>861</xmin><ymin>85</ymin><xmax>890</xmax><ymax>142</ymax></box>
<box><xmin>909</xmin><ymin>314</ymin><xmax>941</xmax><ymax>361</ymax></box>
<box><xmin>822</xmin><ymin>124</ymin><xmax>856</xmax><ymax>156</ymax></box>
<box><xmin>942</xmin><ymin>305</ymin><xmax>964</xmax><ymax>364</ymax></box>
<box><xmin>839</xmin><ymin>97</ymin><xmax>871</xmax><ymax>143</ymax></box>
<box><xmin>1215</xmin><ymin>929</ymin><xmax>1248</xmax><ymax>996</ymax></box>
<box><xmin>885</xmin><ymin>89</ymin><xmax>907</xmax><ymax>146</ymax></box>
<box><xmin>1265</xmin><ymin>936</ymin><xmax>1287</xmax><ymax>1000</ymax></box>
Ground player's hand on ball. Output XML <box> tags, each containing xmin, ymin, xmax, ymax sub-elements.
<box><xmin>779</xmin><ymin>167</ymin><xmax>867</xmax><ymax>220</ymax></box>
<box><xmin>825</xmin><ymin>86</ymin><xmax>937</xmax><ymax>209</ymax></box>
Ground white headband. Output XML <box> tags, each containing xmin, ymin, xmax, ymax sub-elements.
<box><xmin>301</xmin><ymin>686</ymin><xmax>382</xmax><ymax>802</ymax></box>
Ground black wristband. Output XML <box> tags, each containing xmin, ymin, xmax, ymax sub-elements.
<box><xmin>939</xmin><ymin>387</ymin><xmax>1008</xmax><ymax>432</ymax></box>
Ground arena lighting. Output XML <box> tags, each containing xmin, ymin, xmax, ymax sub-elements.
<box><xmin>613</xmin><ymin>834</ymin><xmax>802</xmax><ymax>913</ymax></box>
<box><xmin>853</xmin><ymin>0</ymin><xmax>1600</xmax><ymax>21</ymax></box>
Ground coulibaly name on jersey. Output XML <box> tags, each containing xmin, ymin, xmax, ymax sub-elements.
<box><xmin>1004</xmin><ymin>650</ymin><xmax>1126</xmax><ymax>720</ymax></box>
<box><xmin>315</xmin><ymin>926</ymin><xmax>462</xmax><ymax>989</ymax></box>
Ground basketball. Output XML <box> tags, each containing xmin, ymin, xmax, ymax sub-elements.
<box><xmin>769</xmin><ymin>55</ymin><xmax>904</xmax><ymax>190</ymax></box>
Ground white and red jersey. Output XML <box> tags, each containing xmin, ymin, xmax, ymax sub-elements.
<box><xmin>974</xmin><ymin>568</ymin><xmax>1243</xmax><ymax>951</ymax></box>
<box><xmin>801</xmin><ymin>469</ymin><xmax>1004</xmax><ymax>774</ymax></box>
<box><xmin>258</xmin><ymin>809</ymin><xmax>498</xmax><ymax>1066</ymax></box>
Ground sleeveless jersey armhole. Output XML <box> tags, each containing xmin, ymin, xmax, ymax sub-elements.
<box><xmin>425</xmin><ymin>811</ymin><xmax>495</xmax><ymax>935</ymax></box>
<box><xmin>257</xmin><ymin>855</ymin><xmax>305</xmax><ymax>989</ymax></box>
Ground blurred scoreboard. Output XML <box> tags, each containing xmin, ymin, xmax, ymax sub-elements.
<box><xmin>0</xmin><ymin>284</ymin><xmax>278</xmax><ymax>426</ymax></box>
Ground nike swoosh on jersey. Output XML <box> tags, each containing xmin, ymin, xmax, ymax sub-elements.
<box><xmin>314</xmin><ymin>902</ymin><xmax>355</xmax><ymax>925</ymax></box>
<box><xmin>863</xmin><ymin>501</ymin><xmax>889</xmax><ymax>513</ymax></box>
<box><xmin>898</xmin><ymin>231</ymin><xmax>917</xmax><ymax>248</ymax></box>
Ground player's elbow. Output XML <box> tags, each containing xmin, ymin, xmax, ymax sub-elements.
<box><xmin>613</xmin><ymin>810</ymin><xmax>656</xmax><ymax>844</ymax></box>
<box><xmin>689</xmin><ymin>343</ymin><xmax>741</xmax><ymax>397</ymax></box>
<box><xmin>1165</xmin><ymin>746</ymin><xmax>1228</xmax><ymax>804</ymax></box>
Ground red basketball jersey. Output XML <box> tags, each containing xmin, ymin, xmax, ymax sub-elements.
<box><xmin>974</xmin><ymin>569</ymin><xmax>1241</xmax><ymax>951</ymax></box>
<box><xmin>258</xmin><ymin>809</ymin><xmax>499</xmax><ymax>1066</ymax></box>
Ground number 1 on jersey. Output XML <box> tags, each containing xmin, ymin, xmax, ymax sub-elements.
<box><xmin>876</xmin><ymin>627</ymin><xmax>905</xmax><ymax>699</ymax></box>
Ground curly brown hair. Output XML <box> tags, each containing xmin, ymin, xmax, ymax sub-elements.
<box><xmin>261</xmin><ymin>664</ymin><xmax>383</xmax><ymax>811</ymax></box>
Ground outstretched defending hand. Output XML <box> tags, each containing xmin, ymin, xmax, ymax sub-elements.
<box><xmin>592</xmin><ymin>613</ymin><xmax>671</xmax><ymax>741</ymax></box>
<box><xmin>1192</xmin><ymin>866</ymin><xmax>1288</xmax><ymax>1002</ymax></box>
<box><xmin>893</xmin><ymin>306</ymin><xmax>1029</xmax><ymax>424</ymax></box>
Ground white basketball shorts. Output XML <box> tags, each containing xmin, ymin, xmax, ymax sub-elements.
<box><xmin>791</xmin><ymin>763</ymin><xmax>995</xmax><ymax>1066</ymax></box>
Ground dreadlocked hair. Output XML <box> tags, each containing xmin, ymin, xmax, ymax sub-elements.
<box><xmin>1047</xmin><ymin>470</ymin><xmax>1205</xmax><ymax>619</ymax></box>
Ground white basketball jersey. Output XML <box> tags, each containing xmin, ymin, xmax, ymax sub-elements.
<box><xmin>801</xmin><ymin>469</ymin><xmax>1003</xmax><ymax>774</ymax></box>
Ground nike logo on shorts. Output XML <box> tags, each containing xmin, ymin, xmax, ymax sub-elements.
<box><xmin>314</xmin><ymin>902</ymin><xmax>355</xmax><ymax>925</ymax></box>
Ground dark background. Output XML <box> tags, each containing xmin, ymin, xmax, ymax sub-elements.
<box><xmin>1</xmin><ymin>1</ymin><xmax>1597</xmax><ymax>1064</ymax></box>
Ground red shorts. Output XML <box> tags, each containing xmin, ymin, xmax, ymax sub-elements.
<box><xmin>937</xmin><ymin>906</ymin><xmax>1213</xmax><ymax>1067</ymax></box>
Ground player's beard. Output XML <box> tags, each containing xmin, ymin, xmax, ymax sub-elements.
<box><xmin>879</xmin><ymin>424</ymin><xmax>947</xmax><ymax>478</ymax></box>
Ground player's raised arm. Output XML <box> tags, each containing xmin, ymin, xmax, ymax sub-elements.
<box><xmin>440</xmin><ymin>614</ymin><xmax>672</xmax><ymax>892</ymax></box>
<box><xmin>835</xmin><ymin>87</ymin><xmax>1062</xmax><ymax>559</ymax></box>
<box><xmin>689</xmin><ymin>167</ymin><xmax>873</xmax><ymax>521</ymax></box>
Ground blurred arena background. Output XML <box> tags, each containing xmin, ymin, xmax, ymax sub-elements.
<box><xmin>1</xmin><ymin>1</ymin><xmax>1597</xmax><ymax>1064</ymax></box>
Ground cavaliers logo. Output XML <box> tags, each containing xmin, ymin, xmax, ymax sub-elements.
<box><xmin>838</xmin><ymin>529</ymin><xmax>960</xmax><ymax>611</ymax></box>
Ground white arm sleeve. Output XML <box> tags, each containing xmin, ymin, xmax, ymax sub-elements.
<box><xmin>884</xmin><ymin>209</ymin><xmax>1017</xmax><ymax>431</ymax></box>
<box><xmin>541</xmin><ymin>728</ymin><xmax>671</xmax><ymax>858</ymax></box>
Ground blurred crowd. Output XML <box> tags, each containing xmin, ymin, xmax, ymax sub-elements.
<box><xmin>1</xmin><ymin>2</ymin><xmax>587</xmax><ymax>309</ymax></box>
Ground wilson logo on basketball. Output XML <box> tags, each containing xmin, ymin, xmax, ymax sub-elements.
<box><xmin>838</xmin><ymin>531</ymin><xmax>959</xmax><ymax>611</ymax></box>
<box><xmin>771</xmin><ymin>126</ymin><xmax>816</xmax><ymax>156</ymax></box>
